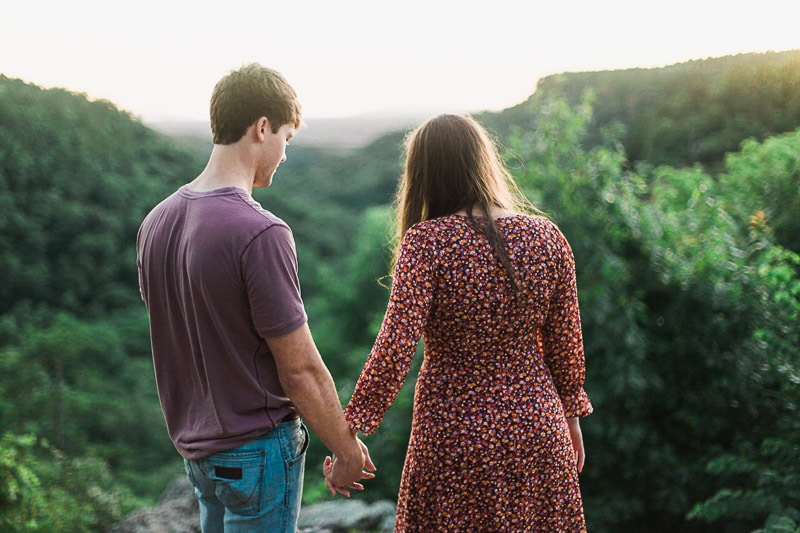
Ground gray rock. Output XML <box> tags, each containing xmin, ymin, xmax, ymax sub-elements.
<box><xmin>111</xmin><ymin>477</ymin><xmax>396</xmax><ymax>533</ymax></box>
<box><xmin>110</xmin><ymin>477</ymin><xmax>199</xmax><ymax>533</ymax></box>
<box><xmin>297</xmin><ymin>499</ymin><xmax>396</xmax><ymax>532</ymax></box>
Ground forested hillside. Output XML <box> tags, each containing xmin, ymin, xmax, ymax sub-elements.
<box><xmin>0</xmin><ymin>75</ymin><xmax>205</xmax><ymax>530</ymax></box>
<box><xmin>484</xmin><ymin>49</ymin><xmax>800</xmax><ymax>169</ymax></box>
<box><xmin>1</xmin><ymin>50</ymin><xmax>799</xmax><ymax>532</ymax></box>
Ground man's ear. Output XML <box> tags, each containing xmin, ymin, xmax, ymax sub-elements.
<box><xmin>255</xmin><ymin>116</ymin><xmax>271</xmax><ymax>141</ymax></box>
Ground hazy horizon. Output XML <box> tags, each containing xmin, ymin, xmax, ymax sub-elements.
<box><xmin>3</xmin><ymin>0</ymin><xmax>799</xmax><ymax>123</ymax></box>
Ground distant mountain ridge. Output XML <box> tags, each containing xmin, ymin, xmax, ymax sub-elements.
<box><xmin>484</xmin><ymin>49</ymin><xmax>800</xmax><ymax>168</ymax></box>
<box><xmin>150</xmin><ymin>49</ymin><xmax>800</xmax><ymax>166</ymax></box>
<box><xmin>148</xmin><ymin>111</ymin><xmax>432</xmax><ymax>152</ymax></box>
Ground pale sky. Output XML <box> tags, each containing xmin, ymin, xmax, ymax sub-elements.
<box><xmin>2</xmin><ymin>0</ymin><xmax>798</xmax><ymax>122</ymax></box>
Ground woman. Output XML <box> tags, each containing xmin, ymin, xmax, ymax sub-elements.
<box><xmin>335</xmin><ymin>114</ymin><xmax>592</xmax><ymax>531</ymax></box>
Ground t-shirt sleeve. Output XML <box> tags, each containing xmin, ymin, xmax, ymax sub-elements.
<box><xmin>241</xmin><ymin>224</ymin><xmax>307</xmax><ymax>338</ymax></box>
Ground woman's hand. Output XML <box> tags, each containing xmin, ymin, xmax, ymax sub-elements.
<box><xmin>323</xmin><ymin>436</ymin><xmax>376</xmax><ymax>497</ymax></box>
<box><xmin>567</xmin><ymin>417</ymin><xmax>585</xmax><ymax>473</ymax></box>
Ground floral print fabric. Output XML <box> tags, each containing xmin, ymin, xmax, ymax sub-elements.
<box><xmin>344</xmin><ymin>214</ymin><xmax>593</xmax><ymax>532</ymax></box>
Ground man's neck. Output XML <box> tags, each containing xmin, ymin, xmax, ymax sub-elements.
<box><xmin>188</xmin><ymin>144</ymin><xmax>255</xmax><ymax>195</ymax></box>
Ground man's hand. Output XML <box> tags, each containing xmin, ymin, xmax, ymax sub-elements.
<box><xmin>323</xmin><ymin>436</ymin><xmax>376</xmax><ymax>497</ymax></box>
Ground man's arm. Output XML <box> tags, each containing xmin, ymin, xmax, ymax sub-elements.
<box><xmin>266</xmin><ymin>323</ymin><xmax>375</xmax><ymax>492</ymax></box>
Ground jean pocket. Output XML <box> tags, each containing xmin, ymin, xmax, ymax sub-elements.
<box><xmin>184</xmin><ymin>459</ymin><xmax>198</xmax><ymax>487</ymax></box>
<box><xmin>285</xmin><ymin>423</ymin><xmax>309</xmax><ymax>465</ymax></box>
<box><xmin>210</xmin><ymin>454</ymin><xmax>267</xmax><ymax>516</ymax></box>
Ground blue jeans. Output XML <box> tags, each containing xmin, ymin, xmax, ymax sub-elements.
<box><xmin>184</xmin><ymin>418</ymin><xmax>308</xmax><ymax>533</ymax></box>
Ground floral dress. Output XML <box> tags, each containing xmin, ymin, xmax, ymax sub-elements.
<box><xmin>344</xmin><ymin>214</ymin><xmax>593</xmax><ymax>532</ymax></box>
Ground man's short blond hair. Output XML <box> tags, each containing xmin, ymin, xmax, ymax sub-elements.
<box><xmin>210</xmin><ymin>63</ymin><xmax>302</xmax><ymax>145</ymax></box>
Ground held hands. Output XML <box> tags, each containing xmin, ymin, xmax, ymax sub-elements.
<box><xmin>323</xmin><ymin>436</ymin><xmax>377</xmax><ymax>497</ymax></box>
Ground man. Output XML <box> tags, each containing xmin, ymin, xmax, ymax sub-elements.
<box><xmin>137</xmin><ymin>63</ymin><xmax>374</xmax><ymax>532</ymax></box>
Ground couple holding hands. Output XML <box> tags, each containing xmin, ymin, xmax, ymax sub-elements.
<box><xmin>137</xmin><ymin>63</ymin><xmax>592</xmax><ymax>532</ymax></box>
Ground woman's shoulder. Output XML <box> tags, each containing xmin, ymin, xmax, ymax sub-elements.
<box><xmin>505</xmin><ymin>213</ymin><xmax>557</xmax><ymax>230</ymax></box>
<box><xmin>506</xmin><ymin>213</ymin><xmax>573</xmax><ymax>247</ymax></box>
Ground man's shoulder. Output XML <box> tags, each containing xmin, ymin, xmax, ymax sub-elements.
<box><xmin>229</xmin><ymin>195</ymin><xmax>291</xmax><ymax>239</ymax></box>
<box><xmin>138</xmin><ymin>187</ymin><xmax>292</xmax><ymax>246</ymax></box>
<box><xmin>139</xmin><ymin>188</ymin><xmax>184</xmax><ymax>233</ymax></box>
<box><xmin>237</xmin><ymin>195</ymin><xmax>287</xmax><ymax>227</ymax></box>
<box><xmin>185</xmin><ymin>186</ymin><xmax>291</xmax><ymax>231</ymax></box>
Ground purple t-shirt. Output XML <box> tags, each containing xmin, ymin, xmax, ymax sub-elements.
<box><xmin>136</xmin><ymin>185</ymin><xmax>307</xmax><ymax>460</ymax></box>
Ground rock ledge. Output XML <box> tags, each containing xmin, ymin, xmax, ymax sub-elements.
<box><xmin>111</xmin><ymin>477</ymin><xmax>396</xmax><ymax>533</ymax></box>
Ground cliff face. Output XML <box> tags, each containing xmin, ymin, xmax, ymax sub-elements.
<box><xmin>110</xmin><ymin>477</ymin><xmax>397</xmax><ymax>533</ymax></box>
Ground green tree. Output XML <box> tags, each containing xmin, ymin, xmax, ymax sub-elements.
<box><xmin>718</xmin><ymin>130</ymin><xmax>800</xmax><ymax>254</ymax></box>
<box><xmin>0</xmin><ymin>76</ymin><xmax>201</xmax><ymax>319</ymax></box>
<box><xmin>686</xmin><ymin>143</ymin><xmax>800</xmax><ymax>530</ymax></box>
<box><xmin>0</xmin><ymin>433</ymin><xmax>43</xmax><ymax>532</ymax></box>
<box><xmin>0</xmin><ymin>309</ymin><xmax>178</xmax><ymax>499</ymax></box>
<box><xmin>519</xmin><ymin>50</ymin><xmax>800</xmax><ymax>169</ymax></box>
<box><xmin>0</xmin><ymin>432</ymin><xmax>140</xmax><ymax>532</ymax></box>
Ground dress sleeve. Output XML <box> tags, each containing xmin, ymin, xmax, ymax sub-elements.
<box><xmin>344</xmin><ymin>226</ymin><xmax>437</xmax><ymax>434</ymax></box>
<box><xmin>540</xmin><ymin>225</ymin><xmax>593</xmax><ymax>418</ymax></box>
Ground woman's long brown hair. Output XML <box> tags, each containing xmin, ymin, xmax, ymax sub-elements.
<box><xmin>392</xmin><ymin>114</ymin><xmax>538</xmax><ymax>295</ymax></box>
